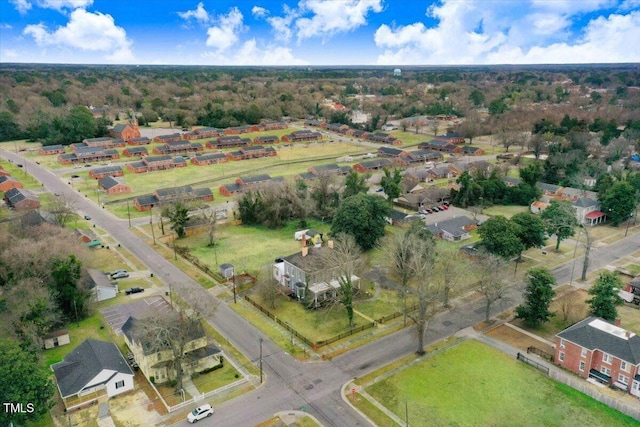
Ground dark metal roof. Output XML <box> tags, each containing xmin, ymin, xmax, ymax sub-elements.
<box><xmin>51</xmin><ymin>339</ymin><xmax>132</xmax><ymax>398</ymax></box>
<box><xmin>135</xmin><ymin>194</ymin><xmax>158</xmax><ymax>207</ymax></box>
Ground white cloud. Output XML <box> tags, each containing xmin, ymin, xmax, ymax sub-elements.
<box><xmin>295</xmin><ymin>0</ymin><xmax>383</xmax><ymax>40</ymax></box>
<box><xmin>203</xmin><ymin>38</ymin><xmax>307</xmax><ymax>65</ymax></box>
<box><xmin>206</xmin><ymin>7</ymin><xmax>245</xmax><ymax>51</ymax></box>
<box><xmin>2</xmin><ymin>49</ymin><xmax>18</xmax><ymax>59</ymax></box>
<box><xmin>9</xmin><ymin>0</ymin><xmax>31</xmax><ymax>14</ymax></box>
<box><xmin>374</xmin><ymin>0</ymin><xmax>640</xmax><ymax>65</ymax></box>
<box><xmin>266</xmin><ymin>4</ymin><xmax>299</xmax><ymax>42</ymax></box>
<box><xmin>178</xmin><ymin>2</ymin><xmax>211</xmax><ymax>25</ymax></box>
<box><xmin>10</xmin><ymin>0</ymin><xmax>93</xmax><ymax>13</ymax></box>
<box><xmin>37</xmin><ymin>0</ymin><xmax>93</xmax><ymax>10</ymax></box>
<box><xmin>0</xmin><ymin>23</ymin><xmax>13</xmax><ymax>29</ymax></box>
<box><xmin>23</xmin><ymin>8</ymin><xmax>134</xmax><ymax>62</ymax></box>
<box><xmin>489</xmin><ymin>11</ymin><xmax>640</xmax><ymax>64</ymax></box>
<box><xmin>251</xmin><ymin>6</ymin><xmax>268</xmax><ymax>18</ymax></box>
<box><xmin>620</xmin><ymin>0</ymin><xmax>640</xmax><ymax>10</ymax></box>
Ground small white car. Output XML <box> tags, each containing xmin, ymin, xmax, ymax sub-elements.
<box><xmin>187</xmin><ymin>404</ymin><xmax>214</xmax><ymax>423</ymax></box>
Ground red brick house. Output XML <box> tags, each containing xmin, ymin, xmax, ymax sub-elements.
<box><xmin>218</xmin><ymin>183</ymin><xmax>243</xmax><ymax>197</ymax></box>
<box><xmin>207</xmin><ymin>136</ymin><xmax>251</xmax><ymax>149</ymax></box>
<box><xmin>304</xmin><ymin>119</ymin><xmax>326</xmax><ymax>128</ymax></box>
<box><xmin>253</xmin><ymin>135</ymin><xmax>279</xmax><ymax>144</ymax></box>
<box><xmin>89</xmin><ymin>165</ymin><xmax>124</xmax><ymax>179</ymax></box>
<box><xmin>126</xmin><ymin>155</ymin><xmax>183</xmax><ymax>173</ymax></box>
<box><xmin>39</xmin><ymin>144</ymin><xmax>66</xmax><ymax>155</ymax></box>
<box><xmin>352</xmin><ymin>158</ymin><xmax>393</xmax><ymax>173</ymax></box>
<box><xmin>110</xmin><ymin>119</ymin><xmax>141</xmax><ymax>141</ymax></box>
<box><xmin>98</xmin><ymin>176</ymin><xmax>131</xmax><ymax>195</ymax></box>
<box><xmin>133</xmin><ymin>185</ymin><xmax>213</xmax><ymax>211</ymax></box>
<box><xmin>192</xmin><ymin>127</ymin><xmax>223</xmax><ymax>139</ymax></box>
<box><xmin>418</xmin><ymin>140</ymin><xmax>461</xmax><ymax>153</ymax></box>
<box><xmin>461</xmin><ymin>146</ymin><xmax>485</xmax><ymax>156</ymax></box>
<box><xmin>190</xmin><ymin>153</ymin><xmax>228</xmax><ymax>166</ymax></box>
<box><xmin>366</xmin><ymin>133</ymin><xmax>402</xmax><ymax>146</ymax></box>
<box><xmin>0</xmin><ymin>175</ymin><xmax>23</xmax><ymax>191</ymax></box>
<box><xmin>83</xmin><ymin>137</ymin><xmax>125</xmax><ymax>148</ymax></box>
<box><xmin>432</xmin><ymin>132</ymin><xmax>465</xmax><ymax>145</ymax></box>
<box><xmin>128</xmin><ymin>137</ymin><xmax>152</xmax><ymax>146</ymax></box>
<box><xmin>153</xmin><ymin>133</ymin><xmax>182</xmax><ymax>143</ymax></box>
<box><xmin>224</xmin><ymin>125</ymin><xmax>260</xmax><ymax>134</ymax></box>
<box><xmin>122</xmin><ymin>146</ymin><xmax>148</xmax><ymax>157</ymax></box>
<box><xmin>555</xmin><ymin>317</ymin><xmax>640</xmax><ymax>396</ymax></box>
<box><xmin>259</xmin><ymin>121</ymin><xmax>287</xmax><ymax>131</ymax></box>
<box><xmin>4</xmin><ymin>188</ymin><xmax>39</xmax><ymax>210</ymax></box>
<box><xmin>281</xmin><ymin>130</ymin><xmax>323</xmax><ymax>143</ymax></box>
<box><xmin>153</xmin><ymin>141</ymin><xmax>203</xmax><ymax>155</ymax></box>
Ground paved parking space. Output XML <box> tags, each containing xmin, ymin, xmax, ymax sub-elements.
<box><xmin>100</xmin><ymin>296</ymin><xmax>170</xmax><ymax>336</ymax></box>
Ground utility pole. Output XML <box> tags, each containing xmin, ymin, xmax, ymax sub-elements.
<box><xmin>580</xmin><ymin>225</ymin><xmax>592</xmax><ymax>282</ymax></box>
<box><xmin>127</xmin><ymin>201</ymin><xmax>131</xmax><ymax>228</ymax></box>
<box><xmin>259</xmin><ymin>338</ymin><xmax>263</xmax><ymax>384</ymax></box>
<box><xmin>150</xmin><ymin>205</ymin><xmax>156</xmax><ymax>245</ymax></box>
<box><xmin>232</xmin><ymin>267</ymin><xmax>237</xmax><ymax>304</ymax></box>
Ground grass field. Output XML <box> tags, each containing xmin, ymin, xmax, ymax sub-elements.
<box><xmin>481</xmin><ymin>204</ymin><xmax>529</xmax><ymax>218</ymax></box>
<box><xmin>366</xmin><ymin>340</ymin><xmax>638</xmax><ymax>427</ymax></box>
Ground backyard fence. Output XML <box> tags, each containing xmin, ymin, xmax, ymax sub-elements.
<box><xmin>516</xmin><ymin>352</ymin><xmax>550</xmax><ymax>375</ymax></box>
<box><xmin>527</xmin><ymin>346</ymin><xmax>554</xmax><ymax>362</ymax></box>
<box><xmin>244</xmin><ymin>294</ymin><xmax>376</xmax><ymax>350</ymax></box>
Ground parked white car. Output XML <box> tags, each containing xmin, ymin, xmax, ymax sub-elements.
<box><xmin>187</xmin><ymin>404</ymin><xmax>214</xmax><ymax>423</ymax></box>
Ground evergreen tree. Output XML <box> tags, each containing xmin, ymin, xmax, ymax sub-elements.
<box><xmin>515</xmin><ymin>267</ymin><xmax>556</xmax><ymax>327</ymax></box>
<box><xmin>587</xmin><ymin>271</ymin><xmax>624</xmax><ymax>322</ymax></box>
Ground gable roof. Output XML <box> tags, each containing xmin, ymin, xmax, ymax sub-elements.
<box><xmin>51</xmin><ymin>339</ymin><xmax>132</xmax><ymax>398</ymax></box>
<box><xmin>90</xmin><ymin>165</ymin><xmax>123</xmax><ymax>175</ymax></box>
<box><xmin>573</xmin><ymin>197</ymin><xmax>598</xmax><ymax>208</ymax></box>
<box><xmin>427</xmin><ymin>216</ymin><xmax>476</xmax><ymax>238</ymax></box>
<box><xmin>98</xmin><ymin>176</ymin><xmax>126</xmax><ymax>190</ymax></box>
<box><xmin>557</xmin><ymin>317</ymin><xmax>640</xmax><ymax>364</ymax></box>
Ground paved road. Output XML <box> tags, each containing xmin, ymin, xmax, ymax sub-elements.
<box><xmin>4</xmin><ymin>149</ymin><xmax>640</xmax><ymax>427</ymax></box>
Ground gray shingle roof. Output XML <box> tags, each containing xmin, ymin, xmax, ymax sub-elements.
<box><xmin>573</xmin><ymin>197</ymin><xmax>598</xmax><ymax>208</ymax></box>
<box><xmin>428</xmin><ymin>216</ymin><xmax>476</xmax><ymax>238</ymax></box>
<box><xmin>558</xmin><ymin>317</ymin><xmax>640</xmax><ymax>364</ymax></box>
<box><xmin>51</xmin><ymin>339</ymin><xmax>132</xmax><ymax>398</ymax></box>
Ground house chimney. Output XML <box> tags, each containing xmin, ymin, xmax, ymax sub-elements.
<box><xmin>626</xmin><ymin>330</ymin><xmax>632</xmax><ymax>338</ymax></box>
<box><xmin>302</xmin><ymin>246</ymin><xmax>308</xmax><ymax>257</ymax></box>
<box><xmin>615</xmin><ymin>318</ymin><xmax>621</xmax><ymax>326</ymax></box>
<box><xmin>328</xmin><ymin>240</ymin><xmax>334</xmax><ymax>249</ymax></box>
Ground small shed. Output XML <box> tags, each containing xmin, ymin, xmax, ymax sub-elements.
<box><xmin>43</xmin><ymin>329</ymin><xmax>70</xmax><ymax>350</ymax></box>
<box><xmin>220</xmin><ymin>263</ymin><xmax>235</xmax><ymax>279</ymax></box>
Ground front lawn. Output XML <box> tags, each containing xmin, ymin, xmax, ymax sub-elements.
<box><xmin>365</xmin><ymin>340</ymin><xmax>637</xmax><ymax>426</ymax></box>
<box><xmin>43</xmin><ymin>315</ymin><xmax>114</xmax><ymax>367</ymax></box>
<box><xmin>481</xmin><ymin>204</ymin><xmax>529</xmax><ymax>219</ymax></box>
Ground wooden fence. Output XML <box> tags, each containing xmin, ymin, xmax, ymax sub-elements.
<box><xmin>244</xmin><ymin>294</ymin><xmax>376</xmax><ymax>350</ymax></box>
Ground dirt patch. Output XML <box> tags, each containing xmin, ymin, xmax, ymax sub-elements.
<box><xmin>486</xmin><ymin>324</ymin><xmax>554</xmax><ymax>355</ymax></box>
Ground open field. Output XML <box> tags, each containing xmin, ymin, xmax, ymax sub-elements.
<box><xmin>365</xmin><ymin>340</ymin><xmax>638</xmax><ymax>427</ymax></box>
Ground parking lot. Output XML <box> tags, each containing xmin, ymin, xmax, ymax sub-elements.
<box><xmin>100</xmin><ymin>296</ymin><xmax>171</xmax><ymax>335</ymax></box>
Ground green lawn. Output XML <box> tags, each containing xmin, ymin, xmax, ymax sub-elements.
<box><xmin>482</xmin><ymin>204</ymin><xmax>529</xmax><ymax>219</ymax></box>
<box><xmin>43</xmin><ymin>315</ymin><xmax>115</xmax><ymax>367</ymax></box>
<box><xmin>366</xmin><ymin>340</ymin><xmax>638</xmax><ymax>427</ymax></box>
<box><xmin>183</xmin><ymin>218</ymin><xmax>332</xmax><ymax>274</ymax></box>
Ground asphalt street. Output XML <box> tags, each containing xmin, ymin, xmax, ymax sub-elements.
<box><xmin>3</xmin><ymin>149</ymin><xmax>640</xmax><ymax>427</ymax></box>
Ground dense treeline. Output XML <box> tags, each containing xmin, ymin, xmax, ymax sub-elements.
<box><xmin>1</xmin><ymin>64</ymin><xmax>638</xmax><ymax>147</ymax></box>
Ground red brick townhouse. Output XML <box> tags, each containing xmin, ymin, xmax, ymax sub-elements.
<box><xmin>89</xmin><ymin>165</ymin><xmax>124</xmax><ymax>179</ymax></box>
<box><xmin>39</xmin><ymin>144</ymin><xmax>66</xmax><ymax>155</ymax></box>
<box><xmin>352</xmin><ymin>158</ymin><xmax>393</xmax><ymax>173</ymax></box>
<box><xmin>259</xmin><ymin>120</ymin><xmax>287</xmax><ymax>131</ymax></box>
<box><xmin>281</xmin><ymin>130</ymin><xmax>323</xmax><ymax>143</ymax></box>
<box><xmin>555</xmin><ymin>317</ymin><xmax>640</xmax><ymax>397</ymax></box>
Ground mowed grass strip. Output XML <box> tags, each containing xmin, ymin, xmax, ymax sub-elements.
<box><xmin>367</xmin><ymin>340</ymin><xmax>638</xmax><ymax>427</ymax></box>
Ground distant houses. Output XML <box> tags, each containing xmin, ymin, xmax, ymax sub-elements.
<box><xmin>133</xmin><ymin>185</ymin><xmax>213</xmax><ymax>211</ymax></box>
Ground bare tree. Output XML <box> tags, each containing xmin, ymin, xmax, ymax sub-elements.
<box><xmin>132</xmin><ymin>300</ymin><xmax>210</xmax><ymax>392</ymax></box>
<box><xmin>317</xmin><ymin>234</ymin><xmax>363</xmax><ymax>327</ymax></box>
<box><xmin>557</xmin><ymin>290</ymin><xmax>579</xmax><ymax>322</ymax></box>
<box><xmin>48</xmin><ymin>194</ymin><xmax>76</xmax><ymax>227</ymax></box>
<box><xmin>428</xmin><ymin>120</ymin><xmax>439</xmax><ymax>136</ymax></box>
<box><xmin>406</xmin><ymin>236</ymin><xmax>439</xmax><ymax>355</ymax></box>
<box><xmin>382</xmin><ymin>225</ymin><xmax>424</xmax><ymax>326</ymax></box>
<box><xmin>256</xmin><ymin>265</ymin><xmax>282</xmax><ymax>310</ymax></box>
<box><xmin>474</xmin><ymin>252</ymin><xmax>509</xmax><ymax>322</ymax></box>
<box><xmin>435</xmin><ymin>245</ymin><xmax>470</xmax><ymax>308</ymax></box>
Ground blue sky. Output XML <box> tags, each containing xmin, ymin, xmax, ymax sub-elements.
<box><xmin>1</xmin><ymin>0</ymin><xmax>639</xmax><ymax>65</ymax></box>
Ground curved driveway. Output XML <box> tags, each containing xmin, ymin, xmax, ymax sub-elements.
<box><xmin>4</xmin><ymin>149</ymin><xmax>640</xmax><ymax>426</ymax></box>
